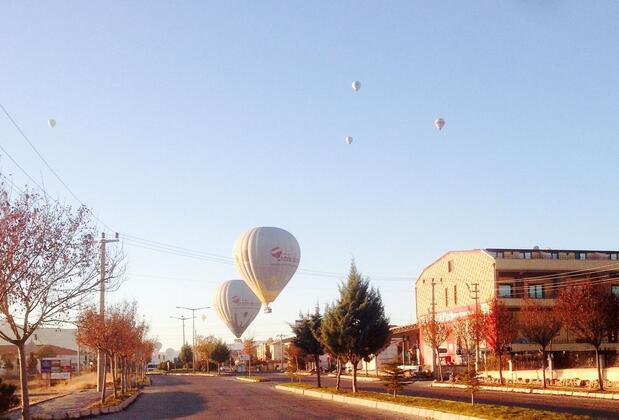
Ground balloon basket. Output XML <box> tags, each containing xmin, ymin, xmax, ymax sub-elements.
<box><xmin>263</xmin><ymin>306</ymin><xmax>272</xmax><ymax>314</ymax></box>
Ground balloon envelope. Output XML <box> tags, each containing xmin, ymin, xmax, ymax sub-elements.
<box><xmin>345</xmin><ymin>136</ymin><xmax>353</xmax><ymax>145</ymax></box>
<box><xmin>233</xmin><ymin>227</ymin><xmax>300</xmax><ymax>313</ymax></box>
<box><xmin>213</xmin><ymin>280</ymin><xmax>261</xmax><ymax>338</ymax></box>
<box><xmin>352</xmin><ymin>81</ymin><xmax>361</xmax><ymax>91</ymax></box>
<box><xmin>434</xmin><ymin>118</ymin><xmax>445</xmax><ymax>130</ymax></box>
<box><xmin>47</xmin><ymin>119</ymin><xmax>56</xmax><ymax>128</ymax></box>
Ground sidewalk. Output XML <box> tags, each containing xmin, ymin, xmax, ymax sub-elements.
<box><xmin>7</xmin><ymin>390</ymin><xmax>102</xmax><ymax>419</ymax></box>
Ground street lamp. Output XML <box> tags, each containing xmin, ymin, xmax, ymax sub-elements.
<box><xmin>176</xmin><ymin>306</ymin><xmax>210</xmax><ymax>373</ymax></box>
<box><xmin>170</xmin><ymin>315</ymin><xmax>193</xmax><ymax>347</ymax></box>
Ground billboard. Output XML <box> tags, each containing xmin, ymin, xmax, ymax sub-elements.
<box><xmin>41</xmin><ymin>358</ymin><xmax>72</xmax><ymax>380</ymax></box>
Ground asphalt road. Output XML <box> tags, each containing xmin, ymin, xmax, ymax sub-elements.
<box><xmin>106</xmin><ymin>374</ymin><xmax>416</xmax><ymax>419</ymax></box>
<box><xmin>269</xmin><ymin>373</ymin><xmax>619</xmax><ymax>419</ymax></box>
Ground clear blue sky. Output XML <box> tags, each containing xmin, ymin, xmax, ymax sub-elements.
<box><xmin>2</xmin><ymin>1</ymin><xmax>618</xmax><ymax>351</ymax></box>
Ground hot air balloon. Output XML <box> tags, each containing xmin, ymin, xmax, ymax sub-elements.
<box><xmin>213</xmin><ymin>280</ymin><xmax>261</xmax><ymax>338</ymax></box>
<box><xmin>345</xmin><ymin>136</ymin><xmax>353</xmax><ymax>145</ymax></box>
<box><xmin>47</xmin><ymin>119</ymin><xmax>56</xmax><ymax>128</ymax></box>
<box><xmin>434</xmin><ymin>118</ymin><xmax>445</xmax><ymax>130</ymax></box>
<box><xmin>352</xmin><ymin>81</ymin><xmax>361</xmax><ymax>92</ymax></box>
<box><xmin>233</xmin><ymin>227</ymin><xmax>300</xmax><ymax>313</ymax></box>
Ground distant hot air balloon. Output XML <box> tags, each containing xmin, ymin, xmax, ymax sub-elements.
<box><xmin>213</xmin><ymin>280</ymin><xmax>261</xmax><ymax>338</ymax></box>
<box><xmin>233</xmin><ymin>227</ymin><xmax>300</xmax><ymax>313</ymax></box>
<box><xmin>47</xmin><ymin>119</ymin><xmax>56</xmax><ymax>128</ymax></box>
<box><xmin>434</xmin><ymin>118</ymin><xmax>445</xmax><ymax>131</ymax></box>
<box><xmin>352</xmin><ymin>81</ymin><xmax>361</xmax><ymax>92</ymax></box>
<box><xmin>345</xmin><ymin>136</ymin><xmax>353</xmax><ymax>145</ymax></box>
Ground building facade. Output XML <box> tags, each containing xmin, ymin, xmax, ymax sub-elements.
<box><xmin>415</xmin><ymin>248</ymin><xmax>619</xmax><ymax>372</ymax></box>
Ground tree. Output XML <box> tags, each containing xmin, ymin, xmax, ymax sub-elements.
<box><xmin>336</xmin><ymin>261</ymin><xmax>390</xmax><ymax>392</ymax></box>
<box><xmin>194</xmin><ymin>335</ymin><xmax>217</xmax><ymax>373</ymax></box>
<box><xmin>35</xmin><ymin>346</ymin><xmax>56</xmax><ymax>360</ymax></box>
<box><xmin>381</xmin><ymin>360</ymin><xmax>410</xmax><ymax>397</ymax></box>
<box><xmin>485</xmin><ymin>298</ymin><xmax>518</xmax><ymax>384</ymax></box>
<box><xmin>243</xmin><ymin>338</ymin><xmax>255</xmax><ymax>376</ymax></box>
<box><xmin>291</xmin><ymin>305</ymin><xmax>324</xmax><ymax>387</ymax></box>
<box><xmin>556</xmin><ymin>281</ymin><xmax>619</xmax><ymax>391</ymax></box>
<box><xmin>453</xmin><ymin>315</ymin><xmax>477</xmax><ymax>369</ymax></box>
<box><xmin>210</xmin><ymin>340</ymin><xmax>231</xmax><ymax>374</ymax></box>
<box><xmin>321</xmin><ymin>302</ymin><xmax>348</xmax><ymax>390</ymax></box>
<box><xmin>179</xmin><ymin>344</ymin><xmax>193</xmax><ymax>369</ymax></box>
<box><xmin>0</xmin><ymin>186</ymin><xmax>124</xmax><ymax>419</ymax></box>
<box><xmin>520</xmin><ymin>299</ymin><xmax>561</xmax><ymax>388</ymax></box>
<box><xmin>76</xmin><ymin>307</ymin><xmax>109</xmax><ymax>404</ymax></box>
<box><xmin>1</xmin><ymin>354</ymin><xmax>15</xmax><ymax>372</ymax></box>
<box><xmin>285</xmin><ymin>343</ymin><xmax>305</xmax><ymax>382</ymax></box>
<box><xmin>27</xmin><ymin>353</ymin><xmax>38</xmax><ymax>375</ymax></box>
<box><xmin>460</xmin><ymin>364</ymin><xmax>481</xmax><ymax>405</ymax></box>
<box><xmin>420</xmin><ymin>313</ymin><xmax>450</xmax><ymax>381</ymax></box>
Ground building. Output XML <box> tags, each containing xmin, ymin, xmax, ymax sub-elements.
<box><xmin>415</xmin><ymin>248</ymin><xmax>619</xmax><ymax>378</ymax></box>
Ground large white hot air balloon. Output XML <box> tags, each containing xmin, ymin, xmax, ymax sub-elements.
<box><xmin>352</xmin><ymin>81</ymin><xmax>361</xmax><ymax>92</ymax></box>
<box><xmin>345</xmin><ymin>136</ymin><xmax>353</xmax><ymax>145</ymax></box>
<box><xmin>213</xmin><ymin>280</ymin><xmax>261</xmax><ymax>338</ymax></box>
<box><xmin>47</xmin><ymin>119</ymin><xmax>56</xmax><ymax>128</ymax></box>
<box><xmin>233</xmin><ymin>227</ymin><xmax>300</xmax><ymax>313</ymax></box>
<box><xmin>434</xmin><ymin>118</ymin><xmax>445</xmax><ymax>131</ymax></box>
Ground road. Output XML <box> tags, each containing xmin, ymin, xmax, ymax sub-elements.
<box><xmin>107</xmin><ymin>374</ymin><xmax>417</xmax><ymax>419</ymax></box>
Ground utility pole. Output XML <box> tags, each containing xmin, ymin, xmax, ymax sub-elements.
<box><xmin>470</xmin><ymin>282</ymin><xmax>481</xmax><ymax>367</ymax></box>
<box><xmin>97</xmin><ymin>232</ymin><xmax>119</xmax><ymax>393</ymax></box>
<box><xmin>276</xmin><ymin>334</ymin><xmax>286</xmax><ymax>371</ymax></box>
<box><xmin>170</xmin><ymin>315</ymin><xmax>192</xmax><ymax>347</ymax></box>
<box><xmin>176</xmin><ymin>306</ymin><xmax>209</xmax><ymax>373</ymax></box>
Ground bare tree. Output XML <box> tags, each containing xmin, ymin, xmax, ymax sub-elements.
<box><xmin>420</xmin><ymin>312</ymin><xmax>450</xmax><ymax>381</ymax></box>
<box><xmin>520</xmin><ymin>299</ymin><xmax>561</xmax><ymax>389</ymax></box>
<box><xmin>556</xmin><ymin>281</ymin><xmax>619</xmax><ymax>390</ymax></box>
<box><xmin>0</xmin><ymin>187</ymin><xmax>123</xmax><ymax>419</ymax></box>
<box><xmin>485</xmin><ymin>298</ymin><xmax>518</xmax><ymax>384</ymax></box>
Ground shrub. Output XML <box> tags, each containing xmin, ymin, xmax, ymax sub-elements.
<box><xmin>0</xmin><ymin>377</ymin><xmax>19</xmax><ymax>413</ymax></box>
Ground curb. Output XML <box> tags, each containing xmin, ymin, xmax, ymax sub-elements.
<box><xmin>431</xmin><ymin>382</ymin><xmax>619</xmax><ymax>400</ymax></box>
<box><xmin>31</xmin><ymin>390</ymin><xmax>142</xmax><ymax>420</ymax></box>
<box><xmin>326</xmin><ymin>374</ymin><xmax>380</xmax><ymax>382</ymax></box>
<box><xmin>7</xmin><ymin>392</ymin><xmax>71</xmax><ymax>415</ymax></box>
<box><xmin>275</xmin><ymin>385</ymin><xmax>482</xmax><ymax>420</ymax></box>
<box><xmin>236</xmin><ymin>377</ymin><xmax>269</xmax><ymax>383</ymax></box>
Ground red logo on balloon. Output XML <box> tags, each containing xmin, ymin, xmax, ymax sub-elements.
<box><xmin>231</xmin><ymin>296</ymin><xmax>241</xmax><ymax>304</ymax></box>
<box><xmin>271</xmin><ymin>247</ymin><xmax>282</xmax><ymax>259</ymax></box>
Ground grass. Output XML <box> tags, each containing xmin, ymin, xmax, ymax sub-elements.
<box><xmin>281</xmin><ymin>383</ymin><xmax>592</xmax><ymax>420</ymax></box>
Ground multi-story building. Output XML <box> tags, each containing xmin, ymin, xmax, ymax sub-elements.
<box><xmin>415</xmin><ymin>248</ymin><xmax>619</xmax><ymax>373</ymax></box>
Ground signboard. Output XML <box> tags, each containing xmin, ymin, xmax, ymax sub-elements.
<box><xmin>239</xmin><ymin>354</ymin><xmax>250</xmax><ymax>361</ymax></box>
<box><xmin>437</xmin><ymin>348</ymin><xmax>448</xmax><ymax>354</ymax></box>
<box><xmin>41</xmin><ymin>358</ymin><xmax>72</xmax><ymax>380</ymax></box>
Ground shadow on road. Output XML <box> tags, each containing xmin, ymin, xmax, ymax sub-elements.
<box><xmin>128</xmin><ymin>390</ymin><xmax>206</xmax><ymax>419</ymax></box>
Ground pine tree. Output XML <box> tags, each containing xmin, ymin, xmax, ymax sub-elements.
<box><xmin>381</xmin><ymin>360</ymin><xmax>410</xmax><ymax>397</ymax></box>
<box><xmin>460</xmin><ymin>364</ymin><xmax>481</xmax><ymax>405</ymax></box>
<box><xmin>321</xmin><ymin>302</ymin><xmax>347</xmax><ymax>390</ymax></box>
<box><xmin>337</xmin><ymin>260</ymin><xmax>390</xmax><ymax>393</ymax></box>
<box><xmin>291</xmin><ymin>305</ymin><xmax>324</xmax><ymax>387</ymax></box>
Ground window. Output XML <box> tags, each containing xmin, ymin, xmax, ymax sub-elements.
<box><xmin>521</xmin><ymin>252</ymin><xmax>531</xmax><ymax>259</ymax></box>
<box><xmin>454</xmin><ymin>285</ymin><xmax>458</xmax><ymax>305</ymax></box>
<box><xmin>578</xmin><ymin>252</ymin><xmax>586</xmax><ymax>260</ymax></box>
<box><xmin>612</xmin><ymin>285</ymin><xmax>619</xmax><ymax>297</ymax></box>
<box><xmin>445</xmin><ymin>288</ymin><xmax>448</xmax><ymax>306</ymax></box>
<box><xmin>499</xmin><ymin>284</ymin><xmax>512</xmax><ymax>298</ymax></box>
<box><xmin>611</xmin><ymin>253</ymin><xmax>618</xmax><ymax>261</ymax></box>
<box><xmin>528</xmin><ymin>284</ymin><xmax>543</xmax><ymax>299</ymax></box>
<box><xmin>448</xmin><ymin>260</ymin><xmax>454</xmax><ymax>272</ymax></box>
<box><xmin>551</xmin><ymin>252</ymin><xmax>559</xmax><ymax>260</ymax></box>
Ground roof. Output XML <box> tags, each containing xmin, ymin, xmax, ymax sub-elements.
<box><xmin>390</xmin><ymin>323</ymin><xmax>418</xmax><ymax>334</ymax></box>
<box><xmin>486</xmin><ymin>248</ymin><xmax>619</xmax><ymax>254</ymax></box>
<box><xmin>0</xmin><ymin>344</ymin><xmax>77</xmax><ymax>356</ymax></box>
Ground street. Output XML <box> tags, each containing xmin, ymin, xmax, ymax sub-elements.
<box><xmin>107</xmin><ymin>374</ymin><xmax>415</xmax><ymax>419</ymax></box>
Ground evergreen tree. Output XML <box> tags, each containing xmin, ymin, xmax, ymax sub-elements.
<box><xmin>179</xmin><ymin>344</ymin><xmax>193</xmax><ymax>369</ymax></box>
<box><xmin>381</xmin><ymin>360</ymin><xmax>410</xmax><ymax>397</ymax></box>
<box><xmin>321</xmin><ymin>302</ymin><xmax>347</xmax><ymax>390</ymax></box>
<box><xmin>291</xmin><ymin>305</ymin><xmax>324</xmax><ymax>387</ymax></box>
<box><xmin>338</xmin><ymin>260</ymin><xmax>390</xmax><ymax>393</ymax></box>
<box><xmin>0</xmin><ymin>377</ymin><xmax>18</xmax><ymax>414</ymax></box>
<box><xmin>210</xmin><ymin>340</ymin><xmax>231</xmax><ymax>375</ymax></box>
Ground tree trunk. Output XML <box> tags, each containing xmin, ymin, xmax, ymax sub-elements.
<box><xmin>111</xmin><ymin>355</ymin><xmax>118</xmax><ymax>399</ymax></box>
<box><xmin>335</xmin><ymin>359</ymin><xmax>342</xmax><ymax>391</ymax></box>
<box><xmin>498</xmin><ymin>353</ymin><xmax>504</xmax><ymax>385</ymax></box>
<box><xmin>435</xmin><ymin>349</ymin><xmax>443</xmax><ymax>382</ymax></box>
<box><xmin>351</xmin><ymin>360</ymin><xmax>358</xmax><ymax>393</ymax></box>
<box><xmin>100</xmin><ymin>354</ymin><xmax>107</xmax><ymax>405</ymax></box>
<box><xmin>595</xmin><ymin>347</ymin><xmax>604</xmax><ymax>391</ymax></box>
<box><xmin>314</xmin><ymin>354</ymin><xmax>322</xmax><ymax>387</ymax></box>
<box><xmin>541</xmin><ymin>349</ymin><xmax>547</xmax><ymax>389</ymax></box>
<box><xmin>217</xmin><ymin>362</ymin><xmax>220</xmax><ymax>376</ymax></box>
<box><xmin>16</xmin><ymin>341</ymin><xmax>31</xmax><ymax>420</ymax></box>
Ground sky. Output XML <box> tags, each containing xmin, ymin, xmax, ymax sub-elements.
<box><xmin>1</xmin><ymin>1</ymin><xmax>619</xmax><ymax>351</ymax></box>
